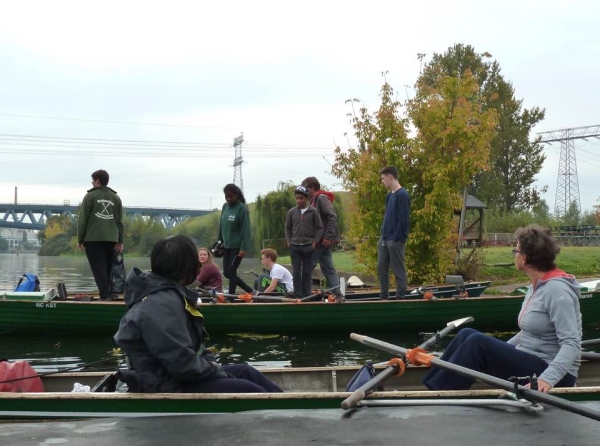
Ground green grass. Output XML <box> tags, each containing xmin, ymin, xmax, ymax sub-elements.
<box><xmin>280</xmin><ymin>246</ymin><xmax>600</xmax><ymax>286</ymax></box>
<box><xmin>479</xmin><ymin>246</ymin><xmax>600</xmax><ymax>284</ymax></box>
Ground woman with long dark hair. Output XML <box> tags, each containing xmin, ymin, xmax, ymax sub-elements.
<box><xmin>218</xmin><ymin>183</ymin><xmax>254</xmax><ymax>295</ymax></box>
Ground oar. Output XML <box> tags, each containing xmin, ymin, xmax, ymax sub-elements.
<box><xmin>582</xmin><ymin>338</ymin><xmax>600</xmax><ymax>348</ymax></box>
<box><xmin>212</xmin><ymin>291</ymin><xmax>299</xmax><ymax>303</ymax></box>
<box><xmin>300</xmin><ymin>284</ymin><xmax>341</xmax><ymax>302</ymax></box>
<box><xmin>341</xmin><ymin>316</ymin><xmax>474</xmax><ymax>410</ymax></box>
<box><xmin>581</xmin><ymin>351</ymin><xmax>600</xmax><ymax>361</ymax></box>
<box><xmin>350</xmin><ymin>333</ymin><xmax>600</xmax><ymax>422</ymax></box>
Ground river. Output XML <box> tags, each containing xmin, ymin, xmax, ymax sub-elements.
<box><xmin>0</xmin><ymin>253</ymin><xmax>433</xmax><ymax>372</ymax></box>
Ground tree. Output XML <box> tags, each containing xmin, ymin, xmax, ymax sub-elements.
<box><xmin>0</xmin><ymin>237</ymin><xmax>8</xmax><ymax>253</ymax></box>
<box><xmin>421</xmin><ymin>44</ymin><xmax>546</xmax><ymax>212</ymax></box>
<box><xmin>562</xmin><ymin>200</ymin><xmax>581</xmax><ymax>226</ymax></box>
<box><xmin>333</xmin><ymin>70</ymin><xmax>497</xmax><ymax>283</ymax></box>
<box><xmin>255</xmin><ymin>182</ymin><xmax>297</xmax><ymax>253</ymax></box>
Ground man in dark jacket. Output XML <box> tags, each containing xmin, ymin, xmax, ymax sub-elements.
<box><xmin>285</xmin><ymin>185</ymin><xmax>323</xmax><ymax>297</ymax></box>
<box><xmin>77</xmin><ymin>170</ymin><xmax>124</xmax><ymax>300</ymax></box>
<box><xmin>302</xmin><ymin>177</ymin><xmax>340</xmax><ymax>290</ymax></box>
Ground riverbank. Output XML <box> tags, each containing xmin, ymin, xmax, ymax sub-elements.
<box><xmin>280</xmin><ymin>245</ymin><xmax>600</xmax><ymax>288</ymax></box>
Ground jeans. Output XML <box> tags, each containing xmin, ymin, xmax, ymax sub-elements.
<box><xmin>377</xmin><ymin>238</ymin><xmax>407</xmax><ymax>298</ymax></box>
<box><xmin>311</xmin><ymin>244</ymin><xmax>339</xmax><ymax>288</ymax></box>
<box><xmin>290</xmin><ymin>244</ymin><xmax>314</xmax><ymax>297</ymax></box>
<box><xmin>422</xmin><ymin>328</ymin><xmax>577</xmax><ymax>391</ymax></box>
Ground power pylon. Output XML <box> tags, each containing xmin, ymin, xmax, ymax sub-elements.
<box><xmin>538</xmin><ymin>125</ymin><xmax>600</xmax><ymax>218</ymax></box>
<box><xmin>232</xmin><ymin>133</ymin><xmax>244</xmax><ymax>192</ymax></box>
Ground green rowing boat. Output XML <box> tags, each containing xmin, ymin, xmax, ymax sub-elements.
<box><xmin>3</xmin><ymin>363</ymin><xmax>600</xmax><ymax>420</ymax></box>
<box><xmin>1</xmin><ymin>290</ymin><xmax>600</xmax><ymax>336</ymax></box>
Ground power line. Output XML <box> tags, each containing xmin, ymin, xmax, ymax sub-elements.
<box><xmin>0</xmin><ymin>112</ymin><xmax>238</xmax><ymax>130</ymax></box>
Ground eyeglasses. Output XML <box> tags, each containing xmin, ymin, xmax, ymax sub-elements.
<box><xmin>511</xmin><ymin>249</ymin><xmax>521</xmax><ymax>256</ymax></box>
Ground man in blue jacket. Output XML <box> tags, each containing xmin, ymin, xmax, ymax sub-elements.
<box><xmin>378</xmin><ymin>166</ymin><xmax>410</xmax><ymax>299</ymax></box>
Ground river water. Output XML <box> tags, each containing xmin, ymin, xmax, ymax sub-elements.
<box><xmin>0</xmin><ymin>253</ymin><xmax>432</xmax><ymax>372</ymax></box>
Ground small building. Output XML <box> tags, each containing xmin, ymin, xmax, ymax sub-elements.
<box><xmin>456</xmin><ymin>195</ymin><xmax>487</xmax><ymax>246</ymax></box>
<box><xmin>0</xmin><ymin>228</ymin><xmax>41</xmax><ymax>250</ymax></box>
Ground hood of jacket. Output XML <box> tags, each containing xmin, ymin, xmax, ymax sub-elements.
<box><xmin>87</xmin><ymin>185</ymin><xmax>118</xmax><ymax>194</ymax></box>
<box><xmin>537</xmin><ymin>268</ymin><xmax>580</xmax><ymax>293</ymax></box>
<box><xmin>123</xmin><ymin>267</ymin><xmax>187</xmax><ymax>309</ymax></box>
<box><xmin>313</xmin><ymin>190</ymin><xmax>334</xmax><ymax>204</ymax></box>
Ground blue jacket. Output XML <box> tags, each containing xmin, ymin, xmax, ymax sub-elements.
<box><xmin>381</xmin><ymin>188</ymin><xmax>410</xmax><ymax>243</ymax></box>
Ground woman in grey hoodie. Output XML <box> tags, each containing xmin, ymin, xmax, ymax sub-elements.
<box><xmin>423</xmin><ymin>224</ymin><xmax>581</xmax><ymax>392</ymax></box>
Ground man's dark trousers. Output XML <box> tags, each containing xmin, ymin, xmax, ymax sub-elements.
<box><xmin>85</xmin><ymin>241</ymin><xmax>116</xmax><ymax>300</ymax></box>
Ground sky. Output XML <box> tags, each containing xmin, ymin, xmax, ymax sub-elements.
<box><xmin>1</xmin><ymin>0</ymin><xmax>599</xmax><ymax>213</ymax></box>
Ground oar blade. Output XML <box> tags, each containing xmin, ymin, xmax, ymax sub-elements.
<box><xmin>446</xmin><ymin>316</ymin><xmax>474</xmax><ymax>328</ymax></box>
<box><xmin>340</xmin><ymin>277</ymin><xmax>346</xmax><ymax>297</ymax></box>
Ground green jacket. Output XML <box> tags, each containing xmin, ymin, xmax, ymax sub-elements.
<box><xmin>218</xmin><ymin>201</ymin><xmax>251</xmax><ymax>251</ymax></box>
<box><xmin>78</xmin><ymin>186</ymin><xmax>124</xmax><ymax>244</ymax></box>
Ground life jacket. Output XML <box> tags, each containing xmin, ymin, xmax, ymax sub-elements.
<box><xmin>0</xmin><ymin>360</ymin><xmax>44</xmax><ymax>392</ymax></box>
<box><xmin>14</xmin><ymin>273</ymin><xmax>41</xmax><ymax>292</ymax></box>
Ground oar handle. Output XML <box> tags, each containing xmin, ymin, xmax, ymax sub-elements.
<box><xmin>582</xmin><ymin>338</ymin><xmax>600</xmax><ymax>347</ymax></box>
<box><xmin>581</xmin><ymin>351</ymin><xmax>600</xmax><ymax>360</ymax></box>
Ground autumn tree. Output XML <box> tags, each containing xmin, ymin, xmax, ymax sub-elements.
<box><xmin>421</xmin><ymin>44</ymin><xmax>546</xmax><ymax>212</ymax></box>
<box><xmin>334</xmin><ymin>70</ymin><xmax>497</xmax><ymax>283</ymax></box>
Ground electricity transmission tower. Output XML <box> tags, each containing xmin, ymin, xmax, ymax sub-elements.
<box><xmin>538</xmin><ymin>125</ymin><xmax>600</xmax><ymax>218</ymax></box>
<box><xmin>232</xmin><ymin>133</ymin><xmax>244</xmax><ymax>192</ymax></box>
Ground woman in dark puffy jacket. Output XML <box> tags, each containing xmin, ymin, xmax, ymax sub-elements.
<box><xmin>114</xmin><ymin>235</ymin><xmax>282</xmax><ymax>393</ymax></box>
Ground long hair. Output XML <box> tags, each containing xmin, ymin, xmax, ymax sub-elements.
<box><xmin>223</xmin><ymin>183</ymin><xmax>246</xmax><ymax>205</ymax></box>
<box><xmin>197</xmin><ymin>247</ymin><xmax>214</xmax><ymax>266</ymax></box>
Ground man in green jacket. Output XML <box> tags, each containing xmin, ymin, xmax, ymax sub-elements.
<box><xmin>77</xmin><ymin>170</ymin><xmax>124</xmax><ymax>300</ymax></box>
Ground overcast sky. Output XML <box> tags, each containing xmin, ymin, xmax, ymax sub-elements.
<box><xmin>1</xmin><ymin>0</ymin><xmax>599</xmax><ymax>213</ymax></box>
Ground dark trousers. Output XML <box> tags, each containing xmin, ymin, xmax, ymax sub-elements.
<box><xmin>253</xmin><ymin>274</ymin><xmax>287</xmax><ymax>294</ymax></box>
<box><xmin>290</xmin><ymin>244</ymin><xmax>314</xmax><ymax>297</ymax></box>
<box><xmin>311</xmin><ymin>244</ymin><xmax>339</xmax><ymax>288</ymax></box>
<box><xmin>222</xmin><ymin>248</ymin><xmax>253</xmax><ymax>294</ymax></box>
<box><xmin>182</xmin><ymin>364</ymin><xmax>283</xmax><ymax>393</ymax></box>
<box><xmin>85</xmin><ymin>241</ymin><xmax>116</xmax><ymax>300</ymax></box>
<box><xmin>377</xmin><ymin>239</ymin><xmax>407</xmax><ymax>298</ymax></box>
<box><xmin>422</xmin><ymin>328</ymin><xmax>577</xmax><ymax>391</ymax></box>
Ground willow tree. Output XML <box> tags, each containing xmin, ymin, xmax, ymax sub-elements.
<box><xmin>333</xmin><ymin>70</ymin><xmax>497</xmax><ymax>283</ymax></box>
<box><xmin>255</xmin><ymin>181</ymin><xmax>296</xmax><ymax>253</ymax></box>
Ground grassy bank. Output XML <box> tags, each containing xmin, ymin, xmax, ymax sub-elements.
<box><xmin>280</xmin><ymin>246</ymin><xmax>600</xmax><ymax>286</ymax></box>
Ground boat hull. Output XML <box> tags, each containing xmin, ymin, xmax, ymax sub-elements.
<box><xmin>1</xmin><ymin>291</ymin><xmax>600</xmax><ymax>335</ymax></box>
<box><xmin>2</xmin><ymin>365</ymin><xmax>600</xmax><ymax>420</ymax></box>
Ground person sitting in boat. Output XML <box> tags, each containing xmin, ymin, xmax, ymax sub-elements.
<box><xmin>196</xmin><ymin>247</ymin><xmax>223</xmax><ymax>292</ymax></box>
<box><xmin>254</xmin><ymin>248</ymin><xmax>294</xmax><ymax>294</ymax></box>
<box><xmin>114</xmin><ymin>235</ymin><xmax>283</xmax><ymax>393</ymax></box>
<box><xmin>423</xmin><ymin>224</ymin><xmax>581</xmax><ymax>393</ymax></box>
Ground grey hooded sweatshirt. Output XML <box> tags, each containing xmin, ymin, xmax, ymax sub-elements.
<box><xmin>507</xmin><ymin>269</ymin><xmax>582</xmax><ymax>386</ymax></box>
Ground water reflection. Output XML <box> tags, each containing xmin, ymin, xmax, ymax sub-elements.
<box><xmin>0</xmin><ymin>253</ymin><xmax>263</xmax><ymax>292</ymax></box>
<box><xmin>0</xmin><ymin>331</ymin><xmax>434</xmax><ymax>372</ymax></box>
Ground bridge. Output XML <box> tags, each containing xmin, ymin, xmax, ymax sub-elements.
<box><xmin>0</xmin><ymin>203</ymin><xmax>213</xmax><ymax>230</ymax></box>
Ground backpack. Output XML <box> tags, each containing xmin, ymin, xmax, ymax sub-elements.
<box><xmin>14</xmin><ymin>273</ymin><xmax>41</xmax><ymax>292</ymax></box>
